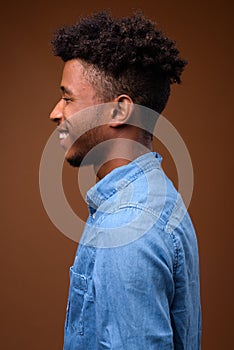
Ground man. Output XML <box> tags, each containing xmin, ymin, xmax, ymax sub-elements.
<box><xmin>50</xmin><ymin>12</ymin><xmax>201</xmax><ymax>349</ymax></box>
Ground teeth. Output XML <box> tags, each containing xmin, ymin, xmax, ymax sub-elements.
<box><xmin>59</xmin><ymin>132</ymin><xmax>69</xmax><ymax>140</ymax></box>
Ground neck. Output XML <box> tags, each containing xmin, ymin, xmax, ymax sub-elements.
<box><xmin>95</xmin><ymin>158</ymin><xmax>131</xmax><ymax>180</ymax></box>
<box><xmin>94</xmin><ymin>138</ymin><xmax>153</xmax><ymax>180</ymax></box>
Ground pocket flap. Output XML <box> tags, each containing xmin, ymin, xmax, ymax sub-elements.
<box><xmin>70</xmin><ymin>266</ymin><xmax>87</xmax><ymax>292</ymax></box>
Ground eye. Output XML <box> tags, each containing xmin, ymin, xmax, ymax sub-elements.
<box><xmin>62</xmin><ymin>97</ymin><xmax>72</xmax><ymax>104</ymax></box>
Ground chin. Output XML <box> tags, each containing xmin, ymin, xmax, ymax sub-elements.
<box><xmin>65</xmin><ymin>150</ymin><xmax>83</xmax><ymax>167</ymax></box>
<box><xmin>65</xmin><ymin>149</ymin><xmax>93</xmax><ymax>168</ymax></box>
<box><xmin>65</xmin><ymin>141</ymin><xmax>103</xmax><ymax>168</ymax></box>
<box><xmin>66</xmin><ymin>157</ymin><xmax>82</xmax><ymax>167</ymax></box>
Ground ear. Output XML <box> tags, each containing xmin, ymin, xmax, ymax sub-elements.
<box><xmin>109</xmin><ymin>95</ymin><xmax>134</xmax><ymax>127</ymax></box>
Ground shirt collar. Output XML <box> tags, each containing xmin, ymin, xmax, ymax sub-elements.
<box><xmin>86</xmin><ymin>152</ymin><xmax>162</xmax><ymax>211</ymax></box>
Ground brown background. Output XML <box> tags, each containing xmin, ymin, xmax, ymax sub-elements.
<box><xmin>1</xmin><ymin>0</ymin><xmax>233</xmax><ymax>349</ymax></box>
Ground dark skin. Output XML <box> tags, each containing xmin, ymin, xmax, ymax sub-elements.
<box><xmin>50</xmin><ymin>59</ymin><xmax>152</xmax><ymax>180</ymax></box>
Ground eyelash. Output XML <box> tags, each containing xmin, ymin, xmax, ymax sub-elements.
<box><xmin>62</xmin><ymin>97</ymin><xmax>72</xmax><ymax>104</ymax></box>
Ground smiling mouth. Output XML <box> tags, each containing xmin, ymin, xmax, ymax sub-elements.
<box><xmin>57</xmin><ymin>123</ymin><xmax>70</xmax><ymax>141</ymax></box>
<box><xmin>59</xmin><ymin>131</ymin><xmax>69</xmax><ymax>140</ymax></box>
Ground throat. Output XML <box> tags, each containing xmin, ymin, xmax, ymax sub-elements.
<box><xmin>95</xmin><ymin>158</ymin><xmax>131</xmax><ymax>181</ymax></box>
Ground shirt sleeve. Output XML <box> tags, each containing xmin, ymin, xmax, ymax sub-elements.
<box><xmin>92</xmin><ymin>207</ymin><xmax>176</xmax><ymax>350</ymax></box>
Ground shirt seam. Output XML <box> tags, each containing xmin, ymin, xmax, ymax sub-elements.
<box><xmin>95</xmin><ymin>204</ymin><xmax>179</xmax><ymax>280</ymax></box>
<box><xmin>94</xmin><ymin>202</ymin><xmax>161</xmax><ymax>227</ymax></box>
<box><xmin>169</xmin><ymin>231</ymin><xmax>179</xmax><ymax>276</ymax></box>
<box><xmin>118</xmin><ymin>202</ymin><xmax>160</xmax><ymax>219</ymax></box>
<box><xmin>87</xmin><ymin>160</ymin><xmax>160</xmax><ymax>207</ymax></box>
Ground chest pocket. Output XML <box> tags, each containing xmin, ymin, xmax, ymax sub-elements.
<box><xmin>65</xmin><ymin>266</ymin><xmax>88</xmax><ymax>335</ymax></box>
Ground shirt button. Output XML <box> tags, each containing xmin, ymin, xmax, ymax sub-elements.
<box><xmin>167</xmin><ymin>226</ymin><xmax>172</xmax><ymax>233</ymax></box>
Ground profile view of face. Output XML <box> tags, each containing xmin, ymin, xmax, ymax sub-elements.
<box><xmin>49</xmin><ymin>59</ymin><xmax>108</xmax><ymax>167</ymax></box>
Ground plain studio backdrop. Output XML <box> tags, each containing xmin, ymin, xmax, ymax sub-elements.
<box><xmin>0</xmin><ymin>1</ymin><xmax>233</xmax><ymax>349</ymax></box>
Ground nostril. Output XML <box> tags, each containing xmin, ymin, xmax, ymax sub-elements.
<box><xmin>51</xmin><ymin>117</ymin><xmax>60</xmax><ymax>124</ymax></box>
<box><xmin>49</xmin><ymin>110</ymin><xmax>63</xmax><ymax>122</ymax></box>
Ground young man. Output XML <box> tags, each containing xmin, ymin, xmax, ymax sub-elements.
<box><xmin>50</xmin><ymin>12</ymin><xmax>201</xmax><ymax>349</ymax></box>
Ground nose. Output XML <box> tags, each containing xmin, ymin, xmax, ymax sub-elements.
<box><xmin>49</xmin><ymin>99</ymin><xmax>64</xmax><ymax>124</ymax></box>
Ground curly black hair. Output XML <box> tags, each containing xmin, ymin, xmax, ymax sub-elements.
<box><xmin>52</xmin><ymin>12</ymin><xmax>187</xmax><ymax>114</ymax></box>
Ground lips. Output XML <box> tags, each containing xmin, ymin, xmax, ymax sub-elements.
<box><xmin>59</xmin><ymin>131</ymin><xmax>69</xmax><ymax>140</ymax></box>
<box><xmin>57</xmin><ymin>125</ymin><xmax>69</xmax><ymax>141</ymax></box>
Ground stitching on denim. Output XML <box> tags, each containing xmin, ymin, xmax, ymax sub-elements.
<box><xmin>95</xmin><ymin>202</ymin><xmax>159</xmax><ymax>227</ymax></box>
<box><xmin>89</xmin><ymin>160</ymin><xmax>160</xmax><ymax>207</ymax></box>
<box><xmin>123</xmin><ymin>161</ymin><xmax>157</xmax><ymax>188</ymax></box>
<box><xmin>100</xmin><ymin>166</ymin><xmax>152</xmax><ymax>201</ymax></box>
<box><xmin>158</xmin><ymin>200</ymin><xmax>177</xmax><ymax>227</ymax></box>
<box><xmin>107</xmin><ymin>161</ymin><xmax>157</xmax><ymax>197</ymax></box>
<box><xmin>170</xmin><ymin>232</ymin><xmax>179</xmax><ymax>276</ymax></box>
<box><xmin>118</xmin><ymin>202</ymin><xmax>160</xmax><ymax>219</ymax></box>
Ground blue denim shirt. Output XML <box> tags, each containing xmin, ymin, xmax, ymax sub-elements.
<box><xmin>63</xmin><ymin>152</ymin><xmax>202</xmax><ymax>349</ymax></box>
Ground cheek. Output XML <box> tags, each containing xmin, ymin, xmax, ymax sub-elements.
<box><xmin>72</xmin><ymin>127</ymin><xmax>102</xmax><ymax>151</ymax></box>
<box><xmin>64</xmin><ymin>105</ymin><xmax>80</xmax><ymax>119</ymax></box>
<box><xmin>69</xmin><ymin>130</ymin><xmax>95</xmax><ymax>152</ymax></box>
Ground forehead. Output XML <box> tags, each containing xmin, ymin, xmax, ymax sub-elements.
<box><xmin>60</xmin><ymin>59</ymin><xmax>93</xmax><ymax>94</ymax></box>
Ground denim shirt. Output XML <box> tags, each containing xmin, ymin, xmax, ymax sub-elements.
<box><xmin>63</xmin><ymin>152</ymin><xmax>202</xmax><ymax>350</ymax></box>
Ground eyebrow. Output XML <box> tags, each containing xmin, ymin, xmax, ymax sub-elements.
<box><xmin>60</xmin><ymin>86</ymin><xmax>73</xmax><ymax>95</ymax></box>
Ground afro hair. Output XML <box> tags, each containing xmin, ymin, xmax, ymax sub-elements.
<box><xmin>52</xmin><ymin>11</ymin><xmax>187</xmax><ymax>113</ymax></box>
